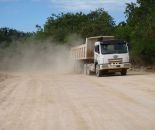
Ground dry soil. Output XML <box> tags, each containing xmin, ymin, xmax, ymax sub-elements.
<box><xmin>0</xmin><ymin>72</ymin><xmax>155</xmax><ymax>130</ymax></box>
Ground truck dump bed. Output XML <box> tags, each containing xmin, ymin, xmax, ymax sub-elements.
<box><xmin>71</xmin><ymin>36</ymin><xmax>114</xmax><ymax>60</ymax></box>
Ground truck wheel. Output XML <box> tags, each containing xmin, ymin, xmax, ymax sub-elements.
<box><xmin>87</xmin><ymin>67</ymin><xmax>91</xmax><ymax>75</ymax></box>
<box><xmin>83</xmin><ymin>64</ymin><xmax>87</xmax><ymax>75</ymax></box>
<box><xmin>96</xmin><ymin>64</ymin><xmax>102</xmax><ymax>77</ymax></box>
<box><xmin>121</xmin><ymin>69</ymin><xmax>127</xmax><ymax>76</ymax></box>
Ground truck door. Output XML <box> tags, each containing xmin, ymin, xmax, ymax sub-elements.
<box><xmin>94</xmin><ymin>45</ymin><xmax>100</xmax><ymax>63</ymax></box>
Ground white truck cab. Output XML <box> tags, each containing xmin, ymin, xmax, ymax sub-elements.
<box><xmin>94</xmin><ymin>40</ymin><xmax>131</xmax><ymax>76</ymax></box>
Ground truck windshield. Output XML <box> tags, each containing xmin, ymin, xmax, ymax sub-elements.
<box><xmin>101</xmin><ymin>41</ymin><xmax>128</xmax><ymax>54</ymax></box>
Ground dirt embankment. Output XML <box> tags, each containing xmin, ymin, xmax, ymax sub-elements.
<box><xmin>130</xmin><ymin>66</ymin><xmax>155</xmax><ymax>72</ymax></box>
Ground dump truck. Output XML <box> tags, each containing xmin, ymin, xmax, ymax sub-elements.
<box><xmin>71</xmin><ymin>36</ymin><xmax>131</xmax><ymax>77</ymax></box>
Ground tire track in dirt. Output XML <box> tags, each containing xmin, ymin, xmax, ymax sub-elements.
<box><xmin>0</xmin><ymin>72</ymin><xmax>154</xmax><ymax>130</ymax></box>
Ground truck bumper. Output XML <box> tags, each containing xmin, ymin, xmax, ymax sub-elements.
<box><xmin>100</xmin><ymin>63</ymin><xmax>131</xmax><ymax>71</ymax></box>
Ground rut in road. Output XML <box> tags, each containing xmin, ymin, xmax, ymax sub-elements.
<box><xmin>0</xmin><ymin>72</ymin><xmax>155</xmax><ymax>130</ymax></box>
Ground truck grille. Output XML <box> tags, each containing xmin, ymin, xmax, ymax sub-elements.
<box><xmin>108</xmin><ymin>58</ymin><xmax>122</xmax><ymax>64</ymax></box>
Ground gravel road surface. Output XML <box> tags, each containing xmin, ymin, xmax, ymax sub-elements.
<box><xmin>0</xmin><ymin>72</ymin><xmax>155</xmax><ymax>130</ymax></box>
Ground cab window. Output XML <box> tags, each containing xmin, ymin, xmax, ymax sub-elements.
<box><xmin>95</xmin><ymin>45</ymin><xmax>100</xmax><ymax>53</ymax></box>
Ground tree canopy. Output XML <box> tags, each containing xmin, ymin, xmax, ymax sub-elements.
<box><xmin>0</xmin><ymin>27</ymin><xmax>32</xmax><ymax>47</ymax></box>
<box><xmin>36</xmin><ymin>9</ymin><xmax>115</xmax><ymax>42</ymax></box>
<box><xmin>116</xmin><ymin>0</ymin><xmax>155</xmax><ymax>65</ymax></box>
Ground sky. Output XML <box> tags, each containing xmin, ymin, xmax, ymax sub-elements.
<box><xmin>0</xmin><ymin>0</ymin><xmax>136</xmax><ymax>32</ymax></box>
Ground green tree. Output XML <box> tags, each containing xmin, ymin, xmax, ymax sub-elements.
<box><xmin>37</xmin><ymin>8</ymin><xmax>115</xmax><ymax>43</ymax></box>
<box><xmin>0</xmin><ymin>27</ymin><xmax>32</xmax><ymax>47</ymax></box>
<box><xmin>116</xmin><ymin>0</ymin><xmax>155</xmax><ymax>65</ymax></box>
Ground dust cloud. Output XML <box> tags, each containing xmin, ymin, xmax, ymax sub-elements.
<box><xmin>0</xmin><ymin>38</ymin><xmax>80</xmax><ymax>75</ymax></box>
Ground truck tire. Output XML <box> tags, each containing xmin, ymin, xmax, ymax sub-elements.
<box><xmin>83</xmin><ymin>64</ymin><xmax>87</xmax><ymax>75</ymax></box>
<box><xmin>86</xmin><ymin>67</ymin><xmax>91</xmax><ymax>75</ymax></box>
<box><xmin>96</xmin><ymin>64</ymin><xmax>102</xmax><ymax>77</ymax></box>
<box><xmin>121</xmin><ymin>69</ymin><xmax>127</xmax><ymax>76</ymax></box>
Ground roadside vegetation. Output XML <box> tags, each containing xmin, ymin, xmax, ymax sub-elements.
<box><xmin>0</xmin><ymin>0</ymin><xmax>154</xmax><ymax>66</ymax></box>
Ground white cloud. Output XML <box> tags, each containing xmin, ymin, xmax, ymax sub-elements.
<box><xmin>49</xmin><ymin>0</ymin><xmax>137</xmax><ymax>12</ymax></box>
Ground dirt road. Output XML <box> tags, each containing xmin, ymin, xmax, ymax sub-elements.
<box><xmin>0</xmin><ymin>72</ymin><xmax>155</xmax><ymax>130</ymax></box>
